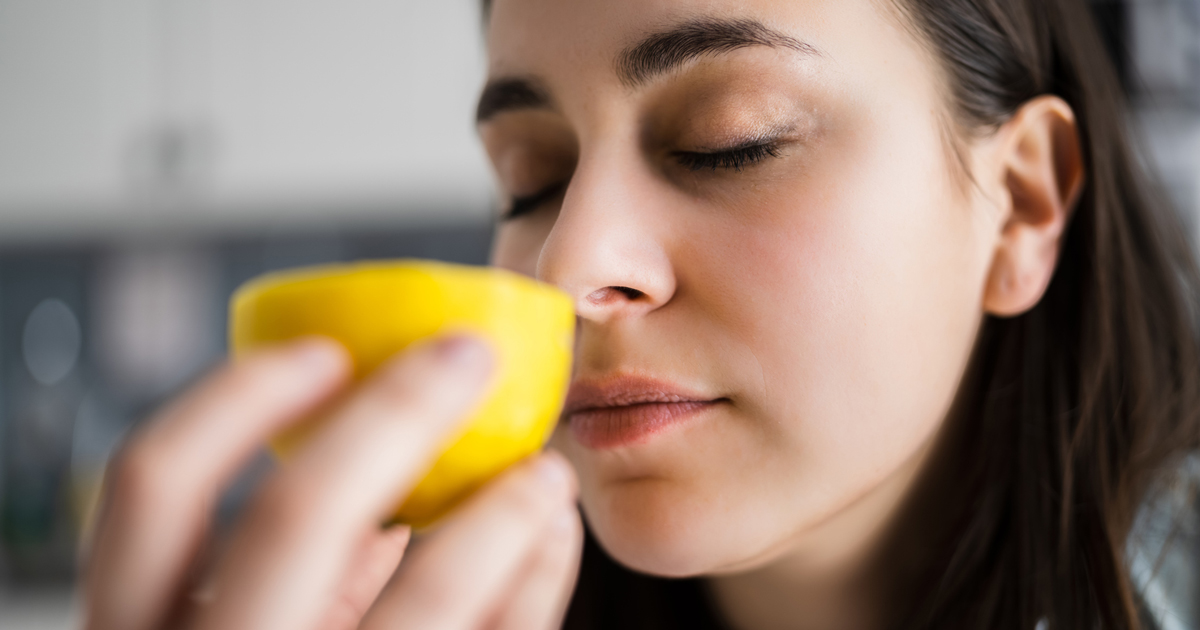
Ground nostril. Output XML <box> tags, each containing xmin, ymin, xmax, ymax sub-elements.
<box><xmin>613</xmin><ymin>286</ymin><xmax>644</xmax><ymax>300</ymax></box>
<box><xmin>585</xmin><ymin>286</ymin><xmax>645</xmax><ymax>305</ymax></box>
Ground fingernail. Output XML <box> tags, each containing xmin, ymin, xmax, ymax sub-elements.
<box><xmin>291</xmin><ymin>337</ymin><xmax>345</xmax><ymax>377</ymax></box>
<box><xmin>434</xmin><ymin>336</ymin><xmax>493</xmax><ymax>372</ymax></box>
<box><xmin>535</xmin><ymin>452</ymin><xmax>574</xmax><ymax>495</ymax></box>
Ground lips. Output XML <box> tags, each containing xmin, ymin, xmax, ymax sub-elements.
<box><xmin>562</xmin><ymin>375</ymin><xmax>723</xmax><ymax>449</ymax></box>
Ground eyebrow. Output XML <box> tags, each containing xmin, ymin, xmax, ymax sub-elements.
<box><xmin>616</xmin><ymin>17</ymin><xmax>822</xmax><ymax>88</ymax></box>
<box><xmin>475</xmin><ymin>76</ymin><xmax>553</xmax><ymax>123</ymax></box>
<box><xmin>475</xmin><ymin>17</ymin><xmax>821</xmax><ymax>123</ymax></box>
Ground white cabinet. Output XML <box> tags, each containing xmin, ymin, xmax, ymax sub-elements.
<box><xmin>202</xmin><ymin>0</ymin><xmax>492</xmax><ymax>220</ymax></box>
<box><xmin>0</xmin><ymin>0</ymin><xmax>156</xmax><ymax>210</ymax></box>
<box><xmin>0</xmin><ymin>0</ymin><xmax>494</xmax><ymax>240</ymax></box>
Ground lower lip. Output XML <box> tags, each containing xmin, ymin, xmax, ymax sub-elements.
<box><xmin>567</xmin><ymin>401</ymin><xmax>719</xmax><ymax>449</ymax></box>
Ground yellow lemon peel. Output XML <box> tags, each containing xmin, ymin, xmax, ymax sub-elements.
<box><xmin>230</xmin><ymin>260</ymin><xmax>574</xmax><ymax>528</ymax></box>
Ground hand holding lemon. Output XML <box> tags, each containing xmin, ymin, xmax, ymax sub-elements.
<box><xmin>230</xmin><ymin>260</ymin><xmax>576</xmax><ymax>526</ymax></box>
<box><xmin>82</xmin><ymin>260</ymin><xmax>584</xmax><ymax>630</ymax></box>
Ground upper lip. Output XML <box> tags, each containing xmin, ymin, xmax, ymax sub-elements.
<box><xmin>562</xmin><ymin>374</ymin><xmax>719</xmax><ymax>416</ymax></box>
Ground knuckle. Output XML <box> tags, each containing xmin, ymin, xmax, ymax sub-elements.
<box><xmin>244</xmin><ymin>474</ymin><xmax>316</xmax><ymax>533</ymax></box>
<box><xmin>104</xmin><ymin>440</ymin><xmax>175</xmax><ymax>517</ymax></box>
<box><xmin>497</xmin><ymin>473</ymin><xmax>560</xmax><ymax>522</ymax></box>
<box><xmin>531</xmin><ymin>537</ymin><xmax>575</xmax><ymax>580</ymax></box>
<box><xmin>399</xmin><ymin>571</ymin><xmax>460</xmax><ymax>619</ymax></box>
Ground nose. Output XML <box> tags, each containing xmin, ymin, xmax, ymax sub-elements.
<box><xmin>535</xmin><ymin>150</ymin><xmax>676</xmax><ymax>324</ymax></box>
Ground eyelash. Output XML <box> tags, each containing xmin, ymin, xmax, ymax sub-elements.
<box><xmin>503</xmin><ymin>180</ymin><xmax>567</xmax><ymax>221</ymax></box>
<box><xmin>673</xmin><ymin>142</ymin><xmax>784</xmax><ymax>172</ymax></box>
<box><xmin>501</xmin><ymin>141</ymin><xmax>784</xmax><ymax>220</ymax></box>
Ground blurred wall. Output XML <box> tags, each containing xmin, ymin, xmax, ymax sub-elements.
<box><xmin>0</xmin><ymin>226</ymin><xmax>494</xmax><ymax>591</ymax></box>
<box><xmin>0</xmin><ymin>0</ymin><xmax>500</xmax><ymax>609</ymax></box>
<box><xmin>0</xmin><ymin>0</ymin><xmax>493</xmax><ymax>240</ymax></box>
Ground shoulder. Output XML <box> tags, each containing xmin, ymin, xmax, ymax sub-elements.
<box><xmin>1129</xmin><ymin>455</ymin><xmax>1200</xmax><ymax>630</ymax></box>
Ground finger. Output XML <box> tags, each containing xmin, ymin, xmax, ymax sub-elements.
<box><xmin>487</xmin><ymin>507</ymin><xmax>583</xmax><ymax>630</ymax></box>
<box><xmin>184</xmin><ymin>526</ymin><xmax>411</xmax><ymax>630</ymax></box>
<box><xmin>84</xmin><ymin>338</ymin><xmax>350</xmax><ymax>630</ymax></box>
<box><xmin>316</xmin><ymin>526</ymin><xmax>411</xmax><ymax>630</ymax></box>
<box><xmin>359</xmin><ymin>451</ymin><xmax>577</xmax><ymax>630</ymax></box>
<box><xmin>193</xmin><ymin>335</ymin><xmax>495</xmax><ymax>630</ymax></box>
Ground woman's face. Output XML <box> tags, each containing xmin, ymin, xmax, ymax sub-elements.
<box><xmin>481</xmin><ymin>0</ymin><xmax>1000</xmax><ymax>577</ymax></box>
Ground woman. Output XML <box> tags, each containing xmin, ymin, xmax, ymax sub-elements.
<box><xmin>82</xmin><ymin>0</ymin><xmax>1200</xmax><ymax>629</ymax></box>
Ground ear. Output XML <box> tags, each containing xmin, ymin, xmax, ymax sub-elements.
<box><xmin>982</xmin><ymin>95</ymin><xmax>1084</xmax><ymax>317</ymax></box>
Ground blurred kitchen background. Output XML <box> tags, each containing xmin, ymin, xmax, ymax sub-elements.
<box><xmin>0</xmin><ymin>0</ymin><xmax>493</xmax><ymax>626</ymax></box>
<box><xmin>0</xmin><ymin>0</ymin><xmax>1198</xmax><ymax>627</ymax></box>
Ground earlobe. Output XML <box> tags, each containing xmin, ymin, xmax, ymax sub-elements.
<box><xmin>982</xmin><ymin>96</ymin><xmax>1084</xmax><ymax>317</ymax></box>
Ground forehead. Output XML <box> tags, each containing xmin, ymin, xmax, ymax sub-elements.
<box><xmin>483</xmin><ymin>0</ymin><xmax>920</xmax><ymax>92</ymax></box>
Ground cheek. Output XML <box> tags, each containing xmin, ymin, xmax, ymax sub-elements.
<box><xmin>678</xmin><ymin>116</ymin><xmax>992</xmax><ymax>537</ymax></box>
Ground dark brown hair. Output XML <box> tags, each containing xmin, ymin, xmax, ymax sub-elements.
<box><xmin>482</xmin><ymin>0</ymin><xmax>1200</xmax><ymax>628</ymax></box>
<box><xmin>889</xmin><ymin>0</ymin><xmax>1200</xmax><ymax>627</ymax></box>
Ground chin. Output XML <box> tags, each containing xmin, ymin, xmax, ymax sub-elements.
<box><xmin>579</xmin><ymin>476</ymin><xmax>768</xmax><ymax>578</ymax></box>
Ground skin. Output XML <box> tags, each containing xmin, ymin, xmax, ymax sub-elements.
<box><xmin>483</xmin><ymin>0</ymin><xmax>1082</xmax><ymax>628</ymax></box>
<box><xmin>82</xmin><ymin>0</ymin><xmax>1082</xmax><ymax>629</ymax></box>
<box><xmin>83</xmin><ymin>337</ymin><xmax>585</xmax><ymax>630</ymax></box>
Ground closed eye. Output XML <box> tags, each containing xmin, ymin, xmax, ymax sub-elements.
<box><xmin>502</xmin><ymin>180</ymin><xmax>568</xmax><ymax>221</ymax></box>
<box><xmin>672</xmin><ymin>141</ymin><xmax>783</xmax><ymax>172</ymax></box>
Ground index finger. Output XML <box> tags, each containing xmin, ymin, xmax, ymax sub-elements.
<box><xmin>84</xmin><ymin>338</ymin><xmax>351</xmax><ymax>630</ymax></box>
<box><xmin>192</xmin><ymin>335</ymin><xmax>496</xmax><ymax>630</ymax></box>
